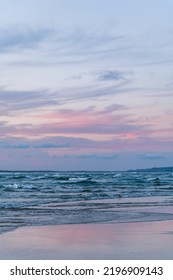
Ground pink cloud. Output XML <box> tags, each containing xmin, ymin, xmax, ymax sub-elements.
<box><xmin>1</xmin><ymin>106</ymin><xmax>173</xmax><ymax>154</ymax></box>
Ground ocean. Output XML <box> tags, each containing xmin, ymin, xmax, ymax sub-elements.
<box><xmin>1</xmin><ymin>171</ymin><xmax>173</xmax><ymax>235</ymax></box>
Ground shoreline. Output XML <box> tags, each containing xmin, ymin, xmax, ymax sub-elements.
<box><xmin>0</xmin><ymin>220</ymin><xmax>173</xmax><ymax>260</ymax></box>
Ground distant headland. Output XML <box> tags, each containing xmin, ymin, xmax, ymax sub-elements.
<box><xmin>128</xmin><ymin>166</ymin><xmax>173</xmax><ymax>172</ymax></box>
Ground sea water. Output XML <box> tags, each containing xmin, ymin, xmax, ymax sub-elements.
<box><xmin>0</xmin><ymin>171</ymin><xmax>173</xmax><ymax>234</ymax></box>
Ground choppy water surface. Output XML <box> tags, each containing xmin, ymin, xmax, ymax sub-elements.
<box><xmin>1</xmin><ymin>171</ymin><xmax>173</xmax><ymax>234</ymax></box>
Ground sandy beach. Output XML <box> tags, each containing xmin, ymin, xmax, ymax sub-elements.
<box><xmin>0</xmin><ymin>220</ymin><xmax>173</xmax><ymax>260</ymax></box>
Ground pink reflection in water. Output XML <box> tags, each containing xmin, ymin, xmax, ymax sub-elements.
<box><xmin>0</xmin><ymin>221</ymin><xmax>173</xmax><ymax>259</ymax></box>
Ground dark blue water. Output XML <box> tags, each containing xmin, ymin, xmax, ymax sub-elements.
<box><xmin>1</xmin><ymin>171</ymin><xmax>173</xmax><ymax>234</ymax></box>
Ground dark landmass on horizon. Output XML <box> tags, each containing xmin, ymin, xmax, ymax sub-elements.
<box><xmin>128</xmin><ymin>166</ymin><xmax>173</xmax><ymax>172</ymax></box>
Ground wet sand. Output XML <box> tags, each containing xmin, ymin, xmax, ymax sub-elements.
<box><xmin>0</xmin><ymin>220</ymin><xmax>173</xmax><ymax>259</ymax></box>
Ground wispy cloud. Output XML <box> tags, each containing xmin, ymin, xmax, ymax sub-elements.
<box><xmin>0</xmin><ymin>78</ymin><xmax>137</xmax><ymax>117</ymax></box>
<box><xmin>54</xmin><ymin>80</ymin><xmax>138</xmax><ymax>103</ymax></box>
<box><xmin>17</xmin><ymin>107</ymin><xmax>145</xmax><ymax>137</ymax></box>
<box><xmin>137</xmin><ymin>154</ymin><xmax>166</xmax><ymax>160</ymax></box>
<box><xmin>0</xmin><ymin>141</ymin><xmax>30</xmax><ymax>149</ymax></box>
<box><xmin>103</xmin><ymin>104</ymin><xmax>127</xmax><ymax>113</ymax></box>
<box><xmin>0</xmin><ymin>25</ymin><xmax>159</xmax><ymax>68</ymax></box>
<box><xmin>33</xmin><ymin>142</ymin><xmax>71</xmax><ymax>149</ymax></box>
<box><xmin>0</xmin><ymin>23</ymin><xmax>172</xmax><ymax>72</ymax></box>
<box><xmin>0</xmin><ymin>87</ymin><xmax>58</xmax><ymax>115</ymax></box>
<box><xmin>0</xmin><ymin>26</ymin><xmax>52</xmax><ymax>52</ymax></box>
<box><xmin>56</xmin><ymin>153</ymin><xmax>119</xmax><ymax>160</ymax></box>
<box><xmin>97</xmin><ymin>70</ymin><xmax>125</xmax><ymax>81</ymax></box>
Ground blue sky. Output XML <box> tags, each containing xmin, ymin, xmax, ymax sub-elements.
<box><xmin>0</xmin><ymin>0</ymin><xmax>173</xmax><ymax>170</ymax></box>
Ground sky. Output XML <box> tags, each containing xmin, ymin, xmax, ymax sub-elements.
<box><xmin>0</xmin><ymin>0</ymin><xmax>173</xmax><ymax>171</ymax></box>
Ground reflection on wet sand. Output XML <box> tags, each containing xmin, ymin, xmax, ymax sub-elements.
<box><xmin>0</xmin><ymin>220</ymin><xmax>173</xmax><ymax>259</ymax></box>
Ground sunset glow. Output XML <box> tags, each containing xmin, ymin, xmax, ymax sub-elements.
<box><xmin>0</xmin><ymin>0</ymin><xmax>173</xmax><ymax>170</ymax></box>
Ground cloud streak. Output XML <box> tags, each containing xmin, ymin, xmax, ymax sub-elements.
<box><xmin>2</xmin><ymin>24</ymin><xmax>170</xmax><ymax>69</ymax></box>
<box><xmin>97</xmin><ymin>70</ymin><xmax>125</xmax><ymax>81</ymax></box>
<box><xmin>137</xmin><ymin>154</ymin><xmax>166</xmax><ymax>160</ymax></box>
<box><xmin>0</xmin><ymin>87</ymin><xmax>58</xmax><ymax>115</ymax></box>
<box><xmin>0</xmin><ymin>26</ymin><xmax>52</xmax><ymax>52</ymax></box>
